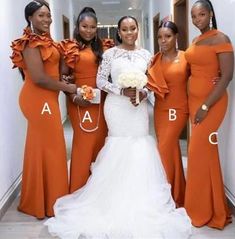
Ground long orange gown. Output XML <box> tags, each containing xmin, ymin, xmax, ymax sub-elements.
<box><xmin>184</xmin><ymin>29</ymin><xmax>233</xmax><ymax>229</ymax></box>
<box><xmin>59</xmin><ymin>40</ymin><xmax>108</xmax><ymax>193</ymax></box>
<box><xmin>10</xmin><ymin>28</ymin><xmax>69</xmax><ymax>219</ymax></box>
<box><xmin>147</xmin><ymin>51</ymin><xmax>189</xmax><ymax>207</ymax></box>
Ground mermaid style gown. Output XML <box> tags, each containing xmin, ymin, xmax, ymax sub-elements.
<box><xmin>45</xmin><ymin>47</ymin><xmax>192</xmax><ymax>239</ymax></box>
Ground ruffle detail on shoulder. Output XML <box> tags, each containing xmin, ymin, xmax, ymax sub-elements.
<box><xmin>10</xmin><ymin>27</ymin><xmax>55</xmax><ymax>69</ymax></box>
<box><xmin>147</xmin><ymin>53</ymin><xmax>169</xmax><ymax>99</ymax></box>
<box><xmin>214</xmin><ymin>43</ymin><xmax>233</xmax><ymax>53</ymax></box>
<box><xmin>102</xmin><ymin>38</ymin><xmax>115</xmax><ymax>51</ymax></box>
<box><xmin>58</xmin><ymin>39</ymin><xmax>83</xmax><ymax>69</ymax></box>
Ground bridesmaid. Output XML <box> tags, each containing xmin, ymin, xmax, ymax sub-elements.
<box><xmin>147</xmin><ymin>21</ymin><xmax>189</xmax><ymax>207</ymax></box>
<box><xmin>185</xmin><ymin>0</ymin><xmax>234</xmax><ymax>228</ymax></box>
<box><xmin>10</xmin><ymin>0</ymin><xmax>77</xmax><ymax>219</ymax></box>
<box><xmin>58</xmin><ymin>7</ymin><xmax>109</xmax><ymax>193</ymax></box>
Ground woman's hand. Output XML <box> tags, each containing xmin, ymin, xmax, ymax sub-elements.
<box><xmin>122</xmin><ymin>87</ymin><xmax>136</xmax><ymax>98</ymax></box>
<box><xmin>193</xmin><ymin>107</ymin><xmax>208</xmax><ymax>125</ymax></box>
<box><xmin>132</xmin><ymin>90</ymin><xmax>147</xmax><ymax>106</ymax></box>
<box><xmin>139</xmin><ymin>89</ymin><xmax>147</xmax><ymax>102</ymax></box>
<box><xmin>122</xmin><ymin>87</ymin><xmax>138</xmax><ymax>106</ymax></box>
<box><xmin>71</xmin><ymin>94</ymin><xmax>91</xmax><ymax>107</ymax></box>
<box><xmin>62</xmin><ymin>74</ymin><xmax>74</xmax><ymax>84</ymax></box>
<box><xmin>122</xmin><ymin>88</ymin><xmax>147</xmax><ymax>107</ymax></box>
<box><xmin>67</xmin><ymin>84</ymin><xmax>77</xmax><ymax>94</ymax></box>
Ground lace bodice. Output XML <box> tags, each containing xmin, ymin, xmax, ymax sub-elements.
<box><xmin>97</xmin><ymin>46</ymin><xmax>152</xmax><ymax>95</ymax></box>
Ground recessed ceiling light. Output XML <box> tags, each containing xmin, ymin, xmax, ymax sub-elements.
<box><xmin>128</xmin><ymin>7</ymin><xmax>133</xmax><ymax>10</ymax></box>
<box><xmin>102</xmin><ymin>1</ymin><xmax>120</xmax><ymax>5</ymax></box>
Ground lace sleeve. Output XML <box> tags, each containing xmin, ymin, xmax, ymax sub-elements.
<box><xmin>96</xmin><ymin>48</ymin><xmax>121</xmax><ymax>95</ymax></box>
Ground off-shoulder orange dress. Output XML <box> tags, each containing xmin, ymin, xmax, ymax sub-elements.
<box><xmin>10</xmin><ymin>28</ymin><xmax>69</xmax><ymax>219</ymax></box>
<box><xmin>59</xmin><ymin>40</ymin><xmax>108</xmax><ymax>193</ymax></box>
<box><xmin>184</xmin><ymin>29</ymin><xmax>233</xmax><ymax>229</ymax></box>
<box><xmin>147</xmin><ymin>51</ymin><xmax>189</xmax><ymax>207</ymax></box>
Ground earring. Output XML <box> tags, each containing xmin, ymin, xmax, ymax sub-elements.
<box><xmin>209</xmin><ymin>17</ymin><xmax>213</xmax><ymax>30</ymax></box>
<box><xmin>176</xmin><ymin>39</ymin><xmax>179</xmax><ymax>50</ymax></box>
<box><xmin>30</xmin><ymin>21</ymin><xmax>35</xmax><ymax>33</ymax></box>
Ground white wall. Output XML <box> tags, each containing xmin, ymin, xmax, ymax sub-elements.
<box><xmin>144</xmin><ymin>0</ymin><xmax>172</xmax><ymax>53</ymax></box>
<box><xmin>50</xmin><ymin>0</ymin><xmax>74</xmax><ymax>121</ymax></box>
<box><xmin>0</xmin><ymin>0</ymin><xmax>74</xmax><ymax>213</ymax></box>
<box><xmin>0</xmin><ymin>0</ymin><xmax>29</xmax><ymax>210</ymax></box>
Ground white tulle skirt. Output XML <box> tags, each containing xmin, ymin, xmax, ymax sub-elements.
<box><xmin>45</xmin><ymin>134</ymin><xmax>192</xmax><ymax>239</ymax></box>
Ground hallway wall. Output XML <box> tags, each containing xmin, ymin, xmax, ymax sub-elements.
<box><xmin>142</xmin><ymin>0</ymin><xmax>171</xmax><ymax>53</ymax></box>
<box><xmin>49</xmin><ymin>0</ymin><xmax>74</xmax><ymax>122</ymax></box>
<box><xmin>0</xmin><ymin>0</ymin><xmax>73</xmax><ymax>216</ymax></box>
<box><xmin>0</xmin><ymin>0</ymin><xmax>29</xmax><ymax>215</ymax></box>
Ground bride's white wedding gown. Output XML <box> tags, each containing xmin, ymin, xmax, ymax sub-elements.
<box><xmin>45</xmin><ymin>47</ymin><xmax>192</xmax><ymax>239</ymax></box>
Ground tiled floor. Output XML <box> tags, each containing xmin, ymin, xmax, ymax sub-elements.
<box><xmin>0</xmin><ymin>103</ymin><xmax>234</xmax><ymax>239</ymax></box>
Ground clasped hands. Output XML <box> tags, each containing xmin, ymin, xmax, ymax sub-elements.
<box><xmin>61</xmin><ymin>74</ymin><xmax>91</xmax><ymax>106</ymax></box>
<box><xmin>122</xmin><ymin>87</ymin><xmax>147</xmax><ymax>107</ymax></box>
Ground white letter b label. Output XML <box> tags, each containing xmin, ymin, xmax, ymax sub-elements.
<box><xmin>169</xmin><ymin>109</ymin><xmax>177</xmax><ymax>121</ymax></box>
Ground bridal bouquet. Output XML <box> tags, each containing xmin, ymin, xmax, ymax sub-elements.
<box><xmin>118</xmin><ymin>71</ymin><xmax>147</xmax><ymax>104</ymax></box>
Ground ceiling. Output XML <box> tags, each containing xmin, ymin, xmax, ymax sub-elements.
<box><xmin>72</xmin><ymin>0</ymin><xmax>146</xmax><ymax>25</ymax></box>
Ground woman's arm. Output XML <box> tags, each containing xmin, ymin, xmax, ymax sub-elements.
<box><xmin>23</xmin><ymin>46</ymin><xmax>77</xmax><ymax>94</ymax></box>
<box><xmin>96</xmin><ymin>49</ymin><xmax>122</xmax><ymax>95</ymax></box>
<box><xmin>203</xmin><ymin>51</ymin><xmax>234</xmax><ymax>107</ymax></box>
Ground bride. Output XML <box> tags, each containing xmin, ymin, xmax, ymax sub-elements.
<box><xmin>45</xmin><ymin>16</ymin><xmax>192</xmax><ymax>239</ymax></box>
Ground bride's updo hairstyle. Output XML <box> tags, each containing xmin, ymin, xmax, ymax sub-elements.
<box><xmin>116</xmin><ymin>16</ymin><xmax>138</xmax><ymax>43</ymax></box>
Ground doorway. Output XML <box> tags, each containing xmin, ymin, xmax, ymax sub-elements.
<box><xmin>153</xmin><ymin>13</ymin><xmax>160</xmax><ymax>54</ymax></box>
<box><xmin>174</xmin><ymin>0</ymin><xmax>188</xmax><ymax>50</ymax></box>
<box><xmin>63</xmin><ymin>15</ymin><xmax>70</xmax><ymax>39</ymax></box>
<box><xmin>174</xmin><ymin>0</ymin><xmax>188</xmax><ymax>140</ymax></box>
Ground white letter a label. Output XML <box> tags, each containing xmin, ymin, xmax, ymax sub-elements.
<box><xmin>82</xmin><ymin>111</ymin><xmax>93</xmax><ymax>123</ymax></box>
<box><xmin>41</xmin><ymin>102</ymin><xmax>52</xmax><ymax>115</ymax></box>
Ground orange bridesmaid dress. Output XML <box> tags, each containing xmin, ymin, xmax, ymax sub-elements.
<box><xmin>184</xmin><ymin>29</ymin><xmax>233</xmax><ymax>229</ymax></box>
<box><xmin>59</xmin><ymin>40</ymin><xmax>108</xmax><ymax>193</ymax></box>
<box><xmin>10</xmin><ymin>28</ymin><xmax>69</xmax><ymax>219</ymax></box>
<box><xmin>147</xmin><ymin>51</ymin><xmax>189</xmax><ymax>207</ymax></box>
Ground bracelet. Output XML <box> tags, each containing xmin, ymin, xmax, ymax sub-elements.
<box><xmin>72</xmin><ymin>95</ymin><xmax>78</xmax><ymax>103</ymax></box>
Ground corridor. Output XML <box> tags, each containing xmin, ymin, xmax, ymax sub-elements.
<box><xmin>1</xmin><ymin>0</ymin><xmax>235</xmax><ymax>238</ymax></box>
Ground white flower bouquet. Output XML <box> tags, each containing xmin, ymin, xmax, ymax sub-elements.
<box><xmin>118</xmin><ymin>71</ymin><xmax>147</xmax><ymax>104</ymax></box>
